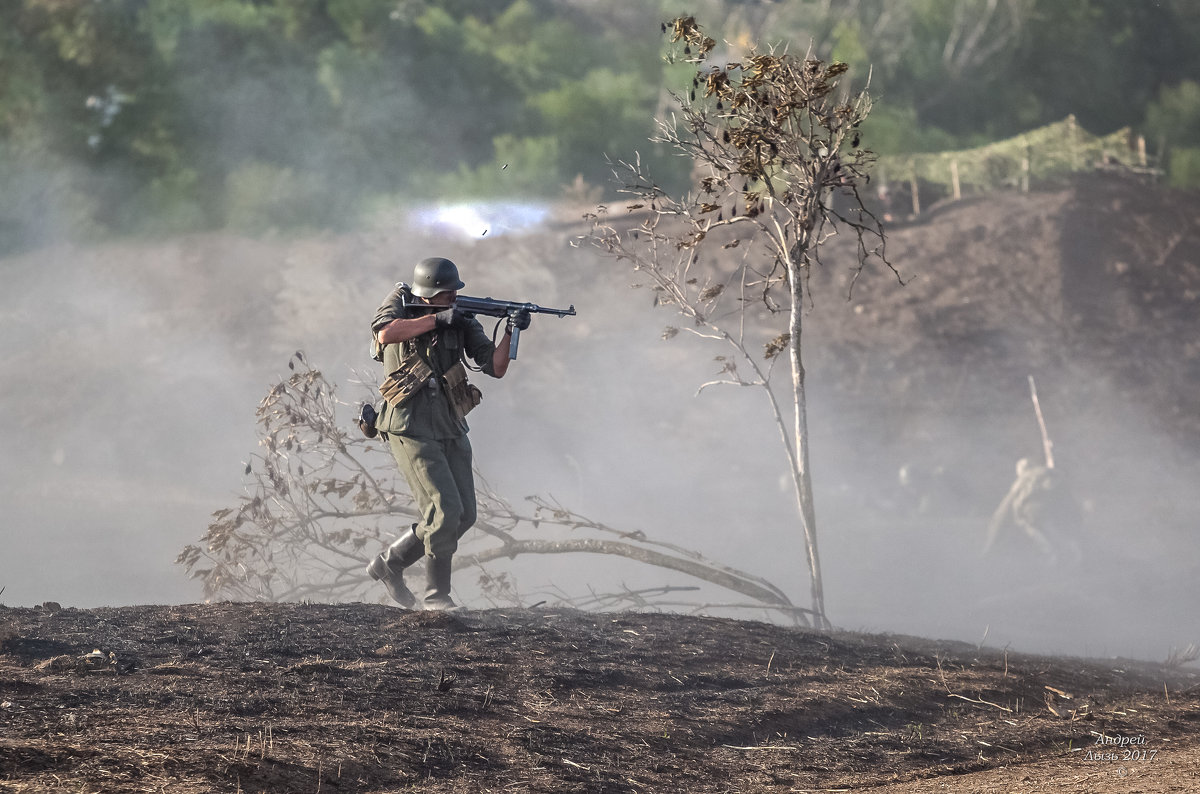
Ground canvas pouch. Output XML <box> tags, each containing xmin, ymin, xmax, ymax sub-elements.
<box><xmin>443</xmin><ymin>361</ymin><xmax>483</xmax><ymax>422</ymax></box>
<box><xmin>379</xmin><ymin>356</ymin><xmax>434</xmax><ymax>407</ymax></box>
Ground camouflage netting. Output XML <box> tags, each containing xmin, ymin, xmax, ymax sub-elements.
<box><xmin>878</xmin><ymin>116</ymin><xmax>1142</xmax><ymax>194</ymax></box>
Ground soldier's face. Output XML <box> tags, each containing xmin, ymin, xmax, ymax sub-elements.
<box><xmin>426</xmin><ymin>290</ymin><xmax>458</xmax><ymax>306</ymax></box>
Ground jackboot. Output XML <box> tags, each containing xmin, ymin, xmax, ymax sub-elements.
<box><xmin>365</xmin><ymin>525</ymin><xmax>424</xmax><ymax>608</ymax></box>
<box><xmin>422</xmin><ymin>554</ymin><xmax>459</xmax><ymax>611</ymax></box>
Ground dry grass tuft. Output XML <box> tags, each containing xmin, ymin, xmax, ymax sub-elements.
<box><xmin>1165</xmin><ymin>643</ymin><xmax>1200</xmax><ymax>668</ymax></box>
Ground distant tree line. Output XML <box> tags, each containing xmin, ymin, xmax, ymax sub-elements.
<box><xmin>2</xmin><ymin>0</ymin><xmax>1199</xmax><ymax>254</ymax></box>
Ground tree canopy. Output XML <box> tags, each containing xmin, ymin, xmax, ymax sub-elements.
<box><xmin>2</xmin><ymin>0</ymin><xmax>1198</xmax><ymax>253</ymax></box>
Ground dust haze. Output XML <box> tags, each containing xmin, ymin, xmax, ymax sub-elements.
<box><xmin>1</xmin><ymin>8</ymin><xmax>1198</xmax><ymax>667</ymax></box>
<box><xmin>3</xmin><ymin>181</ymin><xmax>1198</xmax><ymax>667</ymax></box>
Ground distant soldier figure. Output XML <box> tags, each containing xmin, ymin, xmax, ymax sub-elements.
<box><xmin>364</xmin><ymin>257</ymin><xmax>531</xmax><ymax>610</ymax></box>
<box><xmin>983</xmin><ymin>458</ymin><xmax>1083</xmax><ymax>569</ymax></box>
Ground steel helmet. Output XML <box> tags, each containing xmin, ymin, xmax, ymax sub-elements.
<box><xmin>411</xmin><ymin>257</ymin><xmax>465</xmax><ymax>298</ymax></box>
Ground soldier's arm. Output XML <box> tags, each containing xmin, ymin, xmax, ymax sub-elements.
<box><xmin>463</xmin><ymin>319</ymin><xmax>511</xmax><ymax>379</ymax></box>
<box><xmin>487</xmin><ymin>309</ymin><xmax>530</xmax><ymax>377</ymax></box>
<box><xmin>376</xmin><ymin>315</ymin><xmax>437</xmax><ymax>345</ymax></box>
<box><xmin>490</xmin><ymin>330</ymin><xmax>512</xmax><ymax>378</ymax></box>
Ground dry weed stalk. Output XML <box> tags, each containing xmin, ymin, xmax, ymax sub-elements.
<box><xmin>178</xmin><ymin>354</ymin><xmax>804</xmax><ymax>619</ymax></box>
<box><xmin>1164</xmin><ymin>643</ymin><xmax>1200</xmax><ymax>668</ymax></box>
<box><xmin>0</xmin><ymin>585</ymin><xmax>13</xmax><ymax>648</ymax></box>
<box><xmin>936</xmin><ymin>653</ymin><xmax>1014</xmax><ymax>714</ymax></box>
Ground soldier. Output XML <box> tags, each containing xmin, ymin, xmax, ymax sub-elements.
<box><xmin>364</xmin><ymin>257</ymin><xmax>530</xmax><ymax>610</ymax></box>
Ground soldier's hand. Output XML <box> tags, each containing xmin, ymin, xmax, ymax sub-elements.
<box><xmin>435</xmin><ymin>307</ymin><xmax>467</xmax><ymax>328</ymax></box>
<box><xmin>507</xmin><ymin>309</ymin><xmax>532</xmax><ymax>333</ymax></box>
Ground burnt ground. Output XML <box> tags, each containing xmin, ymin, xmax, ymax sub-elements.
<box><xmin>2</xmin><ymin>602</ymin><xmax>1199</xmax><ymax>793</ymax></box>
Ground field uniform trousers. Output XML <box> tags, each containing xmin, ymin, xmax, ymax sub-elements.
<box><xmin>387</xmin><ymin>432</ymin><xmax>476</xmax><ymax>559</ymax></box>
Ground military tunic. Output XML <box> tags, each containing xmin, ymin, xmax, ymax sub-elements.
<box><xmin>372</xmin><ymin>292</ymin><xmax>499</xmax><ymax>558</ymax></box>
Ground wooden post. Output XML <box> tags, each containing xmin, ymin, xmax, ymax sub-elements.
<box><xmin>950</xmin><ymin>159</ymin><xmax>961</xmax><ymax>200</ymax></box>
<box><xmin>1028</xmin><ymin>375</ymin><xmax>1054</xmax><ymax>469</ymax></box>
<box><xmin>910</xmin><ymin>173</ymin><xmax>920</xmax><ymax>215</ymax></box>
<box><xmin>1138</xmin><ymin>135</ymin><xmax>1147</xmax><ymax>167</ymax></box>
<box><xmin>1020</xmin><ymin>156</ymin><xmax>1030</xmax><ymax>193</ymax></box>
<box><xmin>1066</xmin><ymin>114</ymin><xmax>1078</xmax><ymax>171</ymax></box>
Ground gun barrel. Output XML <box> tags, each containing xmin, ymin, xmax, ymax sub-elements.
<box><xmin>453</xmin><ymin>295</ymin><xmax>576</xmax><ymax>360</ymax></box>
<box><xmin>456</xmin><ymin>295</ymin><xmax>576</xmax><ymax>318</ymax></box>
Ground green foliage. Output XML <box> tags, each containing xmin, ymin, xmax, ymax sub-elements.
<box><xmin>225</xmin><ymin>163</ymin><xmax>326</xmax><ymax>232</ymax></box>
<box><xmin>0</xmin><ymin>144</ymin><xmax>99</xmax><ymax>255</ymax></box>
<box><xmin>859</xmin><ymin>106</ymin><xmax>960</xmax><ymax>157</ymax></box>
<box><xmin>434</xmin><ymin>134</ymin><xmax>562</xmax><ymax>198</ymax></box>
<box><xmin>464</xmin><ymin>0</ymin><xmax>604</xmax><ymax>92</ymax></box>
<box><xmin>1010</xmin><ymin>0</ymin><xmax>1193</xmax><ymax>136</ymax></box>
<box><xmin>1142</xmin><ymin>80</ymin><xmax>1200</xmax><ymax>187</ymax></box>
<box><xmin>530</xmin><ymin>67</ymin><xmax>661</xmax><ymax>182</ymax></box>
<box><xmin>142</xmin><ymin>168</ymin><xmax>208</xmax><ymax>233</ymax></box>
<box><xmin>1165</xmin><ymin>148</ymin><xmax>1200</xmax><ymax>190</ymax></box>
<box><xmin>1145</xmin><ymin>81</ymin><xmax>1200</xmax><ymax>148</ymax></box>
<box><xmin>3</xmin><ymin>0</ymin><xmax>1198</xmax><ymax>252</ymax></box>
<box><xmin>829</xmin><ymin>18</ymin><xmax>868</xmax><ymax>71</ymax></box>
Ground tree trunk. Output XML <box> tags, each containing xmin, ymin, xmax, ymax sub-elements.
<box><xmin>788</xmin><ymin>260</ymin><xmax>829</xmax><ymax>629</ymax></box>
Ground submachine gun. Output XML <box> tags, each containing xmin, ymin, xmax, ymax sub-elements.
<box><xmin>454</xmin><ymin>295</ymin><xmax>575</xmax><ymax>359</ymax></box>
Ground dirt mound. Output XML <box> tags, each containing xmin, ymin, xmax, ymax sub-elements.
<box><xmin>810</xmin><ymin>173</ymin><xmax>1200</xmax><ymax>436</ymax></box>
<box><xmin>2</xmin><ymin>603</ymin><xmax>1198</xmax><ymax>793</ymax></box>
<box><xmin>796</xmin><ymin>173</ymin><xmax>1200</xmax><ymax>601</ymax></box>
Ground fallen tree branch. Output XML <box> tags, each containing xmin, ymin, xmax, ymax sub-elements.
<box><xmin>180</xmin><ymin>355</ymin><xmax>801</xmax><ymax>621</ymax></box>
<box><xmin>456</xmin><ymin>538</ymin><xmax>799</xmax><ymax>612</ymax></box>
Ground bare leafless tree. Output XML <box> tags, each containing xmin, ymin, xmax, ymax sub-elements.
<box><xmin>579</xmin><ymin>18</ymin><xmax>898</xmax><ymax>628</ymax></box>
<box><xmin>177</xmin><ymin>353</ymin><xmax>810</xmax><ymax>622</ymax></box>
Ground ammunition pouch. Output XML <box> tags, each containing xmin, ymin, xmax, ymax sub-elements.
<box><xmin>443</xmin><ymin>361</ymin><xmax>483</xmax><ymax>422</ymax></box>
<box><xmin>379</xmin><ymin>356</ymin><xmax>434</xmax><ymax>407</ymax></box>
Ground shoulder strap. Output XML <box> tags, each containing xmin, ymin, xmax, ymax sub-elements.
<box><xmin>371</xmin><ymin>282</ymin><xmax>414</xmax><ymax>362</ymax></box>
